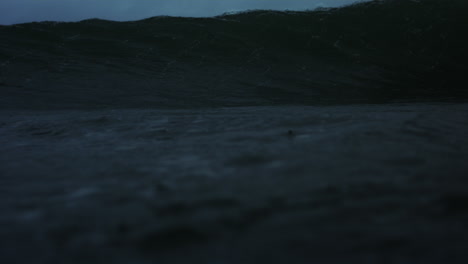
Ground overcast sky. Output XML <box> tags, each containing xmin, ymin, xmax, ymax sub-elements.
<box><xmin>0</xmin><ymin>0</ymin><xmax>367</xmax><ymax>25</ymax></box>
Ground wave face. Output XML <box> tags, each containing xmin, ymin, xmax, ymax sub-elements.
<box><xmin>1</xmin><ymin>0</ymin><xmax>467</xmax><ymax>109</ymax></box>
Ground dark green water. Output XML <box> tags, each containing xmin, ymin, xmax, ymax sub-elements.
<box><xmin>1</xmin><ymin>0</ymin><xmax>467</xmax><ymax>109</ymax></box>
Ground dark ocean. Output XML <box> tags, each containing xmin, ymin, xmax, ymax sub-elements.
<box><xmin>1</xmin><ymin>0</ymin><xmax>467</xmax><ymax>109</ymax></box>
<box><xmin>1</xmin><ymin>0</ymin><xmax>468</xmax><ymax>263</ymax></box>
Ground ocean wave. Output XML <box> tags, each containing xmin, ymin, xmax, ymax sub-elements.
<box><xmin>1</xmin><ymin>0</ymin><xmax>467</xmax><ymax>109</ymax></box>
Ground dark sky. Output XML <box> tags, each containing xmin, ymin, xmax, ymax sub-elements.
<box><xmin>0</xmin><ymin>0</ymin><xmax>366</xmax><ymax>25</ymax></box>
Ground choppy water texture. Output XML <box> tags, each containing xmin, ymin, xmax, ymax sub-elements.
<box><xmin>1</xmin><ymin>104</ymin><xmax>468</xmax><ymax>263</ymax></box>
<box><xmin>1</xmin><ymin>0</ymin><xmax>468</xmax><ymax>109</ymax></box>
<box><xmin>1</xmin><ymin>0</ymin><xmax>468</xmax><ymax>263</ymax></box>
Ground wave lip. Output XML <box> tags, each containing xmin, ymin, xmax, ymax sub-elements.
<box><xmin>1</xmin><ymin>0</ymin><xmax>467</xmax><ymax>109</ymax></box>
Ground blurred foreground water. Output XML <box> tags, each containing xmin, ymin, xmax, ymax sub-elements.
<box><xmin>1</xmin><ymin>103</ymin><xmax>468</xmax><ymax>263</ymax></box>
